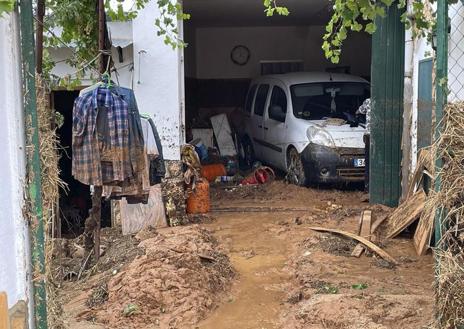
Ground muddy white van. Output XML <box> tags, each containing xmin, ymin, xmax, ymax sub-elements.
<box><xmin>239</xmin><ymin>72</ymin><xmax>370</xmax><ymax>185</ymax></box>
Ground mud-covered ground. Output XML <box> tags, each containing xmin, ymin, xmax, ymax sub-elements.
<box><xmin>57</xmin><ymin>180</ymin><xmax>434</xmax><ymax>329</ymax></box>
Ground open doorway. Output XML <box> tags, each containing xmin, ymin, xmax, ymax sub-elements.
<box><xmin>53</xmin><ymin>90</ymin><xmax>112</xmax><ymax>237</ymax></box>
<box><xmin>182</xmin><ymin>0</ymin><xmax>372</xmax><ymax>183</ymax></box>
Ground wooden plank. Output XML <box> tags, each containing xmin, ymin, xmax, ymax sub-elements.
<box><xmin>351</xmin><ymin>244</ymin><xmax>365</xmax><ymax>257</ymax></box>
<box><xmin>355</xmin><ymin>212</ymin><xmax>363</xmax><ymax>235</ymax></box>
<box><xmin>0</xmin><ymin>292</ymin><xmax>8</xmax><ymax>329</ymax></box>
<box><xmin>351</xmin><ymin>210</ymin><xmax>372</xmax><ymax>257</ymax></box>
<box><xmin>360</xmin><ymin>210</ymin><xmax>372</xmax><ymax>239</ymax></box>
<box><xmin>210</xmin><ymin>114</ymin><xmax>237</xmax><ymax>156</ymax></box>
<box><xmin>309</xmin><ymin>227</ymin><xmax>398</xmax><ymax>265</ymax></box>
<box><xmin>407</xmin><ymin>148</ymin><xmax>432</xmax><ymax>197</ymax></box>
<box><xmin>414</xmin><ymin>204</ymin><xmax>436</xmax><ymax>256</ymax></box>
<box><xmin>371</xmin><ymin>216</ymin><xmax>386</xmax><ymax>234</ymax></box>
<box><xmin>384</xmin><ymin>189</ymin><xmax>426</xmax><ymax>239</ymax></box>
<box><xmin>9</xmin><ymin>301</ymin><xmax>27</xmax><ymax>329</ymax></box>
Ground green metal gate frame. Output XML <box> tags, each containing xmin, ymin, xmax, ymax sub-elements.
<box><xmin>434</xmin><ymin>0</ymin><xmax>448</xmax><ymax>243</ymax></box>
<box><xmin>18</xmin><ymin>0</ymin><xmax>48</xmax><ymax>327</ymax></box>
<box><xmin>370</xmin><ymin>3</ymin><xmax>405</xmax><ymax>207</ymax></box>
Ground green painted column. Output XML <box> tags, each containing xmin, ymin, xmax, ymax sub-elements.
<box><xmin>18</xmin><ymin>0</ymin><xmax>48</xmax><ymax>327</ymax></box>
<box><xmin>434</xmin><ymin>0</ymin><xmax>449</xmax><ymax>244</ymax></box>
<box><xmin>370</xmin><ymin>3</ymin><xmax>405</xmax><ymax>207</ymax></box>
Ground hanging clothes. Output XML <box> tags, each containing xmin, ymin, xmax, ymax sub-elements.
<box><xmin>73</xmin><ymin>82</ymin><xmax>166</xmax><ymax>205</ymax></box>
<box><xmin>140</xmin><ymin>114</ymin><xmax>166</xmax><ymax>184</ymax></box>
<box><xmin>103</xmin><ymin>86</ymin><xmax>148</xmax><ymax>200</ymax></box>
<box><xmin>72</xmin><ymin>86</ymin><xmax>132</xmax><ymax>186</ymax></box>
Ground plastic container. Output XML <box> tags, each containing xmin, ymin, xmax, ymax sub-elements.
<box><xmin>201</xmin><ymin>163</ymin><xmax>227</xmax><ymax>182</ymax></box>
<box><xmin>225</xmin><ymin>159</ymin><xmax>238</xmax><ymax>175</ymax></box>
<box><xmin>186</xmin><ymin>179</ymin><xmax>211</xmax><ymax>214</ymax></box>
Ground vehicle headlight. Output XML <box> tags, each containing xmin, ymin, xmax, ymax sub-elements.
<box><xmin>307</xmin><ymin>126</ymin><xmax>335</xmax><ymax>148</ymax></box>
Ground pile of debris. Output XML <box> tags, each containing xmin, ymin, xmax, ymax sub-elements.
<box><xmin>429</xmin><ymin>102</ymin><xmax>464</xmax><ymax>328</ymax></box>
<box><xmin>67</xmin><ymin>225</ymin><xmax>235</xmax><ymax>329</ymax></box>
<box><xmin>308</xmin><ymin>147</ymin><xmax>435</xmax><ymax>265</ymax></box>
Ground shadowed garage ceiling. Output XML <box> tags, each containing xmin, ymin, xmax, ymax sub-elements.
<box><xmin>183</xmin><ymin>0</ymin><xmax>333</xmax><ymax>26</ymax></box>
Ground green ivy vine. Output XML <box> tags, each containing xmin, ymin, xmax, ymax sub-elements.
<box><xmin>0</xmin><ymin>0</ymin><xmax>15</xmax><ymax>16</ymax></box>
<box><xmin>265</xmin><ymin>0</ymin><xmax>459</xmax><ymax>64</ymax></box>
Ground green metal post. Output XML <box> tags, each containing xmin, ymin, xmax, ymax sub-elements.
<box><xmin>434</xmin><ymin>0</ymin><xmax>448</xmax><ymax>244</ymax></box>
<box><xmin>18</xmin><ymin>0</ymin><xmax>48</xmax><ymax>327</ymax></box>
<box><xmin>370</xmin><ymin>3</ymin><xmax>405</xmax><ymax>207</ymax></box>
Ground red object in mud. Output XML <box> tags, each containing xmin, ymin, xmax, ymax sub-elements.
<box><xmin>241</xmin><ymin>167</ymin><xmax>275</xmax><ymax>185</ymax></box>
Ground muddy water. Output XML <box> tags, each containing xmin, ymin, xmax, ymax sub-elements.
<box><xmin>198</xmin><ymin>211</ymin><xmax>300</xmax><ymax>329</ymax></box>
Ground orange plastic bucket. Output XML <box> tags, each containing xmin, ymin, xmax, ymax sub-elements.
<box><xmin>186</xmin><ymin>179</ymin><xmax>211</xmax><ymax>214</ymax></box>
<box><xmin>200</xmin><ymin>164</ymin><xmax>227</xmax><ymax>182</ymax></box>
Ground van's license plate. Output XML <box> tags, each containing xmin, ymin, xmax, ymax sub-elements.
<box><xmin>354</xmin><ymin>158</ymin><xmax>366</xmax><ymax>167</ymax></box>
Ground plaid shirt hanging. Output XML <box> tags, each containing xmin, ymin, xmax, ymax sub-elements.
<box><xmin>72</xmin><ymin>86</ymin><xmax>132</xmax><ymax>186</ymax></box>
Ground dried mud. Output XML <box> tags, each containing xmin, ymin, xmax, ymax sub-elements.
<box><xmin>58</xmin><ymin>180</ymin><xmax>434</xmax><ymax>329</ymax></box>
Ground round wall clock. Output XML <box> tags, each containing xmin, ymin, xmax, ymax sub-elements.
<box><xmin>230</xmin><ymin>45</ymin><xmax>250</xmax><ymax>66</ymax></box>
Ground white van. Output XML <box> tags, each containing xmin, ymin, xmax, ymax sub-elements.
<box><xmin>238</xmin><ymin>72</ymin><xmax>369</xmax><ymax>185</ymax></box>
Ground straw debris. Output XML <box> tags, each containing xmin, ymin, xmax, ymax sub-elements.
<box><xmin>36</xmin><ymin>75</ymin><xmax>67</xmax><ymax>328</ymax></box>
<box><xmin>426</xmin><ymin>101</ymin><xmax>464</xmax><ymax>328</ymax></box>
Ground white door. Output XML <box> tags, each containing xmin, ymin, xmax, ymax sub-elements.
<box><xmin>262</xmin><ymin>84</ymin><xmax>288</xmax><ymax>169</ymax></box>
<box><xmin>250</xmin><ymin>84</ymin><xmax>270</xmax><ymax>160</ymax></box>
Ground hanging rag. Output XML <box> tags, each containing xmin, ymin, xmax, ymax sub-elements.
<box><xmin>181</xmin><ymin>144</ymin><xmax>202</xmax><ymax>190</ymax></box>
<box><xmin>101</xmin><ymin>87</ymin><xmax>150</xmax><ymax>202</ymax></box>
<box><xmin>140</xmin><ymin>114</ymin><xmax>166</xmax><ymax>184</ymax></box>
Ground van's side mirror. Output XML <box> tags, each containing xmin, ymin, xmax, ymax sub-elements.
<box><xmin>269</xmin><ymin>105</ymin><xmax>285</xmax><ymax>122</ymax></box>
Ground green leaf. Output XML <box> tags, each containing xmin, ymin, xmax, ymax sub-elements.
<box><xmin>352</xmin><ymin>283</ymin><xmax>368</xmax><ymax>290</ymax></box>
<box><xmin>365</xmin><ymin>22</ymin><xmax>377</xmax><ymax>34</ymax></box>
<box><xmin>0</xmin><ymin>0</ymin><xmax>15</xmax><ymax>16</ymax></box>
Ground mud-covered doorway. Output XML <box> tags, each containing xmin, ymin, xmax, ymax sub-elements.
<box><xmin>53</xmin><ymin>90</ymin><xmax>112</xmax><ymax>237</ymax></box>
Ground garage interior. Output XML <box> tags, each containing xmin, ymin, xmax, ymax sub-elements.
<box><xmin>182</xmin><ymin>0</ymin><xmax>372</xmax><ymax>140</ymax></box>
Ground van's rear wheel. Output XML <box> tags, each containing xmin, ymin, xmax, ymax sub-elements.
<box><xmin>287</xmin><ymin>148</ymin><xmax>307</xmax><ymax>186</ymax></box>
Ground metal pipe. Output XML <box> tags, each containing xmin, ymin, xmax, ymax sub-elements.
<box><xmin>36</xmin><ymin>0</ymin><xmax>45</xmax><ymax>74</ymax></box>
<box><xmin>98</xmin><ymin>0</ymin><xmax>105</xmax><ymax>74</ymax></box>
<box><xmin>18</xmin><ymin>0</ymin><xmax>48</xmax><ymax>327</ymax></box>
<box><xmin>434</xmin><ymin>0</ymin><xmax>449</xmax><ymax>244</ymax></box>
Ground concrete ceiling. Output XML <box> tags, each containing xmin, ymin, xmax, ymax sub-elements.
<box><xmin>183</xmin><ymin>0</ymin><xmax>332</xmax><ymax>27</ymax></box>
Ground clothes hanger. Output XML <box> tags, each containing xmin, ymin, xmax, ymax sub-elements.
<box><xmin>79</xmin><ymin>54</ymin><xmax>113</xmax><ymax>96</ymax></box>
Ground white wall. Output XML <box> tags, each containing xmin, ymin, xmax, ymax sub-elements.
<box><xmin>0</xmin><ymin>11</ymin><xmax>32</xmax><ymax>325</ymax></box>
<box><xmin>192</xmin><ymin>25</ymin><xmax>371</xmax><ymax>79</ymax></box>
<box><xmin>49</xmin><ymin>7</ymin><xmax>184</xmax><ymax>160</ymax></box>
<box><xmin>132</xmin><ymin>1</ymin><xmax>184</xmax><ymax>160</ymax></box>
<box><xmin>407</xmin><ymin>29</ymin><xmax>433</xmax><ymax>172</ymax></box>
<box><xmin>49</xmin><ymin>44</ymin><xmax>134</xmax><ymax>89</ymax></box>
<box><xmin>49</xmin><ymin>47</ymin><xmax>95</xmax><ymax>86</ymax></box>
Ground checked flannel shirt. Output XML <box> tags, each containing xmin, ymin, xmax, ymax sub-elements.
<box><xmin>72</xmin><ymin>86</ymin><xmax>132</xmax><ymax>186</ymax></box>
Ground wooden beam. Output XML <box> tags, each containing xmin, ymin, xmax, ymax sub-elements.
<box><xmin>0</xmin><ymin>292</ymin><xmax>8</xmax><ymax>329</ymax></box>
<box><xmin>385</xmin><ymin>190</ymin><xmax>426</xmax><ymax>239</ymax></box>
<box><xmin>351</xmin><ymin>210</ymin><xmax>372</xmax><ymax>257</ymax></box>
<box><xmin>414</xmin><ymin>205</ymin><xmax>436</xmax><ymax>256</ymax></box>
<box><xmin>309</xmin><ymin>227</ymin><xmax>398</xmax><ymax>265</ymax></box>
